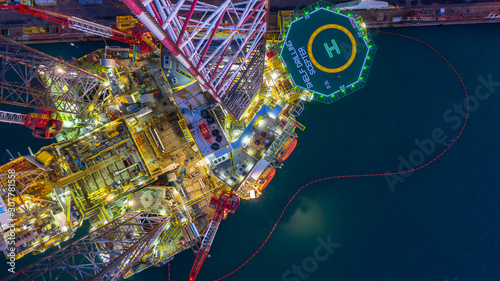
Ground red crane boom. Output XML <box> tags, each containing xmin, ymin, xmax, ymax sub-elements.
<box><xmin>0</xmin><ymin>109</ymin><xmax>63</xmax><ymax>139</ymax></box>
<box><xmin>189</xmin><ymin>192</ymin><xmax>240</xmax><ymax>281</ymax></box>
<box><xmin>1</xmin><ymin>4</ymin><xmax>141</xmax><ymax>44</ymax></box>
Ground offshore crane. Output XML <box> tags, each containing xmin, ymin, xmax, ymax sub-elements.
<box><xmin>1</xmin><ymin>4</ymin><xmax>141</xmax><ymax>45</ymax></box>
<box><xmin>188</xmin><ymin>192</ymin><xmax>240</xmax><ymax>281</ymax></box>
<box><xmin>0</xmin><ymin>109</ymin><xmax>63</xmax><ymax>139</ymax></box>
<box><xmin>1</xmin><ymin>4</ymin><xmax>160</xmax><ymax>52</ymax></box>
<box><xmin>0</xmin><ymin>3</ymin><xmax>161</xmax><ymax>141</ymax></box>
<box><xmin>0</xmin><ymin>34</ymin><xmax>111</xmax><ymax>139</ymax></box>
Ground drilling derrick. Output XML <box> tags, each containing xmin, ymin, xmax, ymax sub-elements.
<box><xmin>1</xmin><ymin>212</ymin><xmax>171</xmax><ymax>281</ymax></box>
<box><xmin>123</xmin><ymin>0</ymin><xmax>268</xmax><ymax>119</ymax></box>
<box><xmin>0</xmin><ymin>35</ymin><xmax>110</xmax><ymax>116</ymax></box>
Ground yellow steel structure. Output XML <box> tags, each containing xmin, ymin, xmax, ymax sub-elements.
<box><xmin>277</xmin><ymin>10</ymin><xmax>294</xmax><ymax>30</ymax></box>
<box><xmin>116</xmin><ymin>16</ymin><xmax>138</xmax><ymax>31</ymax></box>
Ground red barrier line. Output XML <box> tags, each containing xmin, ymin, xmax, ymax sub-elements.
<box><xmin>214</xmin><ymin>30</ymin><xmax>469</xmax><ymax>281</ymax></box>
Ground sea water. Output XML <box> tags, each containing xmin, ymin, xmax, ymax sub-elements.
<box><xmin>1</xmin><ymin>23</ymin><xmax>499</xmax><ymax>281</ymax></box>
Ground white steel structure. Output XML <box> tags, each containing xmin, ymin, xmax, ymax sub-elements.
<box><xmin>0</xmin><ymin>35</ymin><xmax>110</xmax><ymax>115</ymax></box>
<box><xmin>0</xmin><ymin>110</ymin><xmax>26</xmax><ymax>124</ymax></box>
<box><xmin>123</xmin><ymin>0</ymin><xmax>268</xmax><ymax>119</ymax></box>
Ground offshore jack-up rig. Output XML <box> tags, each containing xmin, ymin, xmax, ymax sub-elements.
<box><xmin>0</xmin><ymin>0</ymin><xmax>375</xmax><ymax>280</ymax></box>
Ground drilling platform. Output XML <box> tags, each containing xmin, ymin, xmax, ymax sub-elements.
<box><xmin>0</xmin><ymin>1</ymin><xmax>374</xmax><ymax>280</ymax></box>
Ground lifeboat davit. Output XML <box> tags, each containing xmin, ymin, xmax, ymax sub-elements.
<box><xmin>278</xmin><ymin>138</ymin><xmax>297</xmax><ymax>162</ymax></box>
<box><xmin>258</xmin><ymin>167</ymin><xmax>276</xmax><ymax>191</ymax></box>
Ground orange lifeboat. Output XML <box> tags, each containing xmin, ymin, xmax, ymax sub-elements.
<box><xmin>257</xmin><ymin>167</ymin><xmax>276</xmax><ymax>191</ymax></box>
<box><xmin>278</xmin><ymin>138</ymin><xmax>297</xmax><ymax>162</ymax></box>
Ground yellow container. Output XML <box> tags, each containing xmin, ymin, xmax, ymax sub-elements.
<box><xmin>23</xmin><ymin>27</ymin><xmax>33</xmax><ymax>35</ymax></box>
<box><xmin>108</xmin><ymin>131</ymin><xmax>119</xmax><ymax>139</ymax></box>
<box><xmin>116</xmin><ymin>16</ymin><xmax>138</xmax><ymax>31</ymax></box>
<box><xmin>36</xmin><ymin>151</ymin><xmax>54</xmax><ymax>166</ymax></box>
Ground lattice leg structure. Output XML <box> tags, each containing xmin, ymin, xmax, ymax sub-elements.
<box><xmin>123</xmin><ymin>0</ymin><xmax>268</xmax><ymax>119</ymax></box>
<box><xmin>0</xmin><ymin>35</ymin><xmax>109</xmax><ymax>115</ymax></box>
<box><xmin>2</xmin><ymin>212</ymin><xmax>171</xmax><ymax>281</ymax></box>
<box><xmin>0</xmin><ymin>157</ymin><xmax>55</xmax><ymax>225</ymax></box>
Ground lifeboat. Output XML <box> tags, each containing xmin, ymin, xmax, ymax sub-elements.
<box><xmin>278</xmin><ymin>138</ymin><xmax>297</xmax><ymax>162</ymax></box>
<box><xmin>197</xmin><ymin>121</ymin><xmax>212</xmax><ymax>143</ymax></box>
<box><xmin>257</xmin><ymin>167</ymin><xmax>276</xmax><ymax>191</ymax></box>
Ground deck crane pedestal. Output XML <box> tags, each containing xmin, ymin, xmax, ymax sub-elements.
<box><xmin>188</xmin><ymin>192</ymin><xmax>240</xmax><ymax>281</ymax></box>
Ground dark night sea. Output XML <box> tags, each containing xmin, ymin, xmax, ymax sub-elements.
<box><xmin>1</xmin><ymin>23</ymin><xmax>499</xmax><ymax>281</ymax></box>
